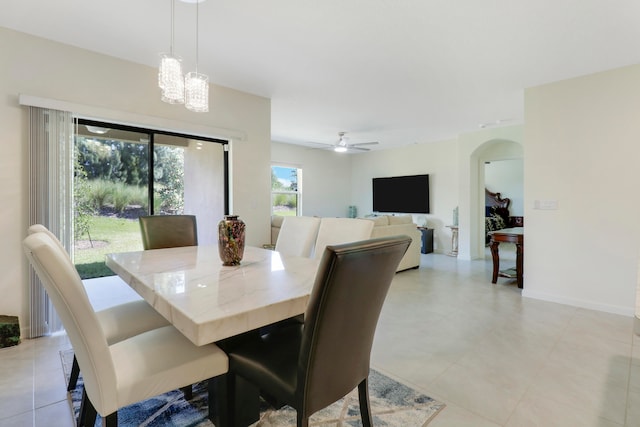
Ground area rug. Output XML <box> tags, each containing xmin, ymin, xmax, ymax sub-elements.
<box><xmin>61</xmin><ymin>349</ymin><xmax>445</xmax><ymax>426</ymax></box>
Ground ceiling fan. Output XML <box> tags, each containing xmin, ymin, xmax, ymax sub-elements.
<box><xmin>331</xmin><ymin>132</ymin><xmax>378</xmax><ymax>153</ymax></box>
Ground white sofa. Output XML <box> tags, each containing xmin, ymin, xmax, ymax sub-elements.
<box><xmin>271</xmin><ymin>215</ymin><xmax>286</xmax><ymax>246</ymax></box>
<box><xmin>362</xmin><ymin>215</ymin><xmax>422</xmax><ymax>272</ymax></box>
<box><xmin>270</xmin><ymin>215</ymin><xmax>421</xmax><ymax>272</ymax></box>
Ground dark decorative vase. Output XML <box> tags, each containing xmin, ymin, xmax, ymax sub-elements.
<box><xmin>218</xmin><ymin>215</ymin><xmax>246</xmax><ymax>266</ymax></box>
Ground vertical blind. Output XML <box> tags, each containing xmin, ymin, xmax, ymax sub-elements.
<box><xmin>28</xmin><ymin>106</ymin><xmax>74</xmax><ymax>338</ymax></box>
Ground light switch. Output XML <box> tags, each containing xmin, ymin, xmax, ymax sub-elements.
<box><xmin>533</xmin><ymin>200</ymin><xmax>558</xmax><ymax>210</ymax></box>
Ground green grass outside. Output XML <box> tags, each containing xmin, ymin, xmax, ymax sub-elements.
<box><xmin>74</xmin><ymin>215</ymin><xmax>143</xmax><ymax>279</ymax></box>
<box><xmin>76</xmin><ymin>207</ymin><xmax>295</xmax><ymax>279</ymax></box>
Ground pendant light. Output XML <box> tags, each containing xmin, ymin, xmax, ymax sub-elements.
<box><xmin>159</xmin><ymin>0</ymin><xmax>185</xmax><ymax>104</ymax></box>
<box><xmin>184</xmin><ymin>0</ymin><xmax>209</xmax><ymax>112</ymax></box>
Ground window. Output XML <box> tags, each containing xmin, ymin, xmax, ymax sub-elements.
<box><xmin>271</xmin><ymin>165</ymin><xmax>301</xmax><ymax>216</ymax></box>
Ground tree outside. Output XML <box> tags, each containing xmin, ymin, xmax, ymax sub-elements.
<box><xmin>271</xmin><ymin>166</ymin><xmax>299</xmax><ymax>216</ymax></box>
<box><xmin>74</xmin><ymin>136</ymin><xmax>185</xmax><ymax>278</ymax></box>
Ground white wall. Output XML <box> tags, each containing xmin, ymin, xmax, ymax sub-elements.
<box><xmin>0</xmin><ymin>27</ymin><xmax>271</xmax><ymax>334</ymax></box>
<box><xmin>271</xmin><ymin>142</ymin><xmax>353</xmax><ymax>217</ymax></box>
<box><xmin>523</xmin><ymin>64</ymin><xmax>640</xmax><ymax>315</ymax></box>
<box><xmin>350</xmin><ymin>140</ymin><xmax>459</xmax><ymax>253</ymax></box>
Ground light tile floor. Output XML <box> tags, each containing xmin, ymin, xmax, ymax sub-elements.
<box><xmin>2</xmin><ymin>247</ymin><xmax>639</xmax><ymax>426</ymax></box>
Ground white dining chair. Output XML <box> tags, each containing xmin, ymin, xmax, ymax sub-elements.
<box><xmin>23</xmin><ymin>232</ymin><xmax>229</xmax><ymax>427</ymax></box>
<box><xmin>312</xmin><ymin>218</ymin><xmax>374</xmax><ymax>260</ymax></box>
<box><xmin>275</xmin><ymin>216</ymin><xmax>321</xmax><ymax>257</ymax></box>
<box><xmin>27</xmin><ymin>224</ymin><xmax>171</xmax><ymax>392</ymax></box>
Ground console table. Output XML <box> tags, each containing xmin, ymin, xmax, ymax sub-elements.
<box><xmin>488</xmin><ymin>227</ymin><xmax>524</xmax><ymax>289</ymax></box>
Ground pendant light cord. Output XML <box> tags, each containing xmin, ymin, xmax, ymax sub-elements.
<box><xmin>170</xmin><ymin>0</ymin><xmax>175</xmax><ymax>55</ymax></box>
<box><xmin>195</xmin><ymin>0</ymin><xmax>199</xmax><ymax>73</ymax></box>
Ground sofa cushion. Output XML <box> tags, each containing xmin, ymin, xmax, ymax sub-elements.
<box><xmin>388</xmin><ymin>215</ymin><xmax>413</xmax><ymax>225</ymax></box>
<box><xmin>272</xmin><ymin>214</ymin><xmax>420</xmax><ymax>272</ymax></box>
<box><xmin>366</xmin><ymin>216</ymin><xmax>389</xmax><ymax>227</ymax></box>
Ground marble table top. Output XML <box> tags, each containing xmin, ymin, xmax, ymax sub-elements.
<box><xmin>105</xmin><ymin>245</ymin><xmax>319</xmax><ymax>346</ymax></box>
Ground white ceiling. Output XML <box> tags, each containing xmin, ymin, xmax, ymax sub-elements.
<box><xmin>3</xmin><ymin>0</ymin><xmax>640</xmax><ymax>151</ymax></box>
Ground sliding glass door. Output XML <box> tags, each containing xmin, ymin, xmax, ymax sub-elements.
<box><xmin>74</xmin><ymin>119</ymin><xmax>227</xmax><ymax>279</ymax></box>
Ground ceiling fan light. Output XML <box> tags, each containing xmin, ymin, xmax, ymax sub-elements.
<box><xmin>334</xmin><ymin>146</ymin><xmax>347</xmax><ymax>153</ymax></box>
<box><xmin>85</xmin><ymin>125</ymin><xmax>110</xmax><ymax>135</ymax></box>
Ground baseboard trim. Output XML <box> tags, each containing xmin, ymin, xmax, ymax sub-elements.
<box><xmin>522</xmin><ymin>290</ymin><xmax>634</xmax><ymax>317</ymax></box>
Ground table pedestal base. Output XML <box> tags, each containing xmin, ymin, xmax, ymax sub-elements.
<box><xmin>212</xmin><ymin>374</ymin><xmax>260</xmax><ymax>427</ymax></box>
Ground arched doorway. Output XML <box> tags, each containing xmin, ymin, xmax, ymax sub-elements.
<box><xmin>468</xmin><ymin>139</ymin><xmax>523</xmax><ymax>259</ymax></box>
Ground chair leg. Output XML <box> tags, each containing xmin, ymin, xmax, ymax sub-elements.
<box><xmin>181</xmin><ymin>385</ymin><xmax>193</xmax><ymax>400</ymax></box>
<box><xmin>103</xmin><ymin>412</ymin><xmax>118</xmax><ymax>427</ymax></box>
<box><xmin>358</xmin><ymin>378</ymin><xmax>373</xmax><ymax>427</ymax></box>
<box><xmin>68</xmin><ymin>355</ymin><xmax>80</xmax><ymax>391</ymax></box>
<box><xmin>296</xmin><ymin>414</ymin><xmax>309</xmax><ymax>427</ymax></box>
<box><xmin>78</xmin><ymin>388</ymin><xmax>97</xmax><ymax>427</ymax></box>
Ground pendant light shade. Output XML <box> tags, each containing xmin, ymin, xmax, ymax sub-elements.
<box><xmin>159</xmin><ymin>53</ymin><xmax>185</xmax><ymax>104</ymax></box>
<box><xmin>185</xmin><ymin>71</ymin><xmax>209</xmax><ymax>112</ymax></box>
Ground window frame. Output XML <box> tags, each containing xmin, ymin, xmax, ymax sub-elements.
<box><xmin>271</xmin><ymin>164</ymin><xmax>302</xmax><ymax>216</ymax></box>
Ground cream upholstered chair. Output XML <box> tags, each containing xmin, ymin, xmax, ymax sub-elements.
<box><xmin>27</xmin><ymin>224</ymin><xmax>170</xmax><ymax>391</ymax></box>
<box><xmin>23</xmin><ymin>232</ymin><xmax>228</xmax><ymax>427</ymax></box>
<box><xmin>225</xmin><ymin>236</ymin><xmax>411</xmax><ymax>427</ymax></box>
<box><xmin>138</xmin><ymin>215</ymin><xmax>198</xmax><ymax>249</ymax></box>
<box><xmin>275</xmin><ymin>216</ymin><xmax>321</xmax><ymax>257</ymax></box>
<box><xmin>312</xmin><ymin>218</ymin><xmax>374</xmax><ymax>259</ymax></box>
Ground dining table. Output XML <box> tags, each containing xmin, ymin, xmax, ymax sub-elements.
<box><xmin>105</xmin><ymin>244</ymin><xmax>320</xmax><ymax>426</ymax></box>
<box><xmin>105</xmin><ymin>244</ymin><xmax>320</xmax><ymax>346</ymax></box>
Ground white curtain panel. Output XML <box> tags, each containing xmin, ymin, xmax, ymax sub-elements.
<box><xmin>28</xmin><ymin>106</ymin><xmax>74</xmax><ymax>337</ymax></box>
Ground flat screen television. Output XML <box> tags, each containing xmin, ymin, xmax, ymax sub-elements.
<box><xmin>372</xmin><ymin>174</ymin><xmax>430</xmax><ymax>214</ymax></box>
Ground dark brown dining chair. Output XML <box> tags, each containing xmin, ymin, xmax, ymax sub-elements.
<box><xmin>138</xmin><ymin>215</ymin><xmax>198</xmax><ymax>249</ymax></box>
<box><xmin>138</xmin><ymin>214</ymin><xmax>199</xmax><ymax>399</ymax></box>
<box><xmin>225</xmin><ymin>235</ymin><xmax>411</xmax><ymax>427</ymax></box>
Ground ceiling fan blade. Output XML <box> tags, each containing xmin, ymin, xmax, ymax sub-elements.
<box><xmin>348</xmin><ymin>146</ymin><xmax>370</xmax><ymax>152</ymax></box>
<box><xmin>303</xmin><ymin>142</ymin><xmax>335</xmax><ymax>151</ymax></box>
<box><xmin>350</xmin><ymin>141</ymin><xmax>379</xmax><ymax>147</ymax></box>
